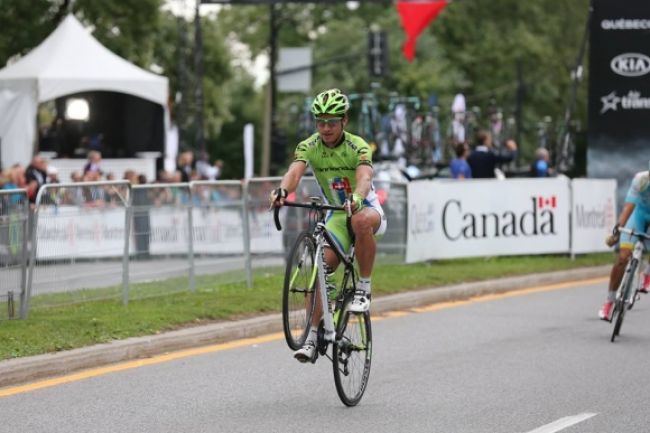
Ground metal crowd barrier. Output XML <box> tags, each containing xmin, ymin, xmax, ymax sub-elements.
<box><xmin>25</xmin><ymin>181</ymin><xmax>132</xmax><ymax>315</ymax></box>
<box><xmin>0</xmin><ymin>189</ymin><xmax>29</xmax><ymax>319</ymax></box>
<box><xmin>3</xmin><ymin>178</ymin><xmax>408</xmax><ymax>319</ymax></box>
<box><xmin>190</xmin><ymin>180</ymin><xmax>253</xmax><ymax>288</ymax></box>
<box><xmin>129</xmin><ymin>183</ymin><xmax>195</xmax><ymax>298</ymax></box>
<box><xmin>375</xmin><ymin>179</ymin><xmax>408</xmax><ymax>263</ymax></box>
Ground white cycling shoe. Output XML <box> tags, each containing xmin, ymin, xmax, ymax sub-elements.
<box><xmin>348</xmin><ymin>291</ymin><xmax>371</xmax><ymax>313</ymax></box>
<box><xmin>293</xmin><ymin>340</ymin><xmax>316</xmax><ymax>363</ymax></box>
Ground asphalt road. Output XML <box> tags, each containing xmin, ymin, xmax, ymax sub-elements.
<box><xmin>1</xmin><ymin>277</ymin><xmax>648</xmax><ymax>433</ymax></box>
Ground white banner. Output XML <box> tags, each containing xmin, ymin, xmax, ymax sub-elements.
<box><xmin>406</xmin><ymin>178</ymin><xmax>571</xmax><ymax>263</ymax></box>
<box><xmin>36</xmin><ymin>205</ymin><xmax>284</xmax><ymax>260</ymax></box>
<box><xmin>570</xmin><ymin>178</ymin><xmax>617</xmax><ymax>254</ymax></box>
<box><xmin>36</xmin><ymin>206</ymin><xmax>127</xmax><ymax>259</ymax></box>
<box><xmin>149</xmin><ymin>208</ymin><xmax>283</xmax><ymax>255</ymax></box>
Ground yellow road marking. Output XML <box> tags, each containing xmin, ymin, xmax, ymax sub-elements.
<box><xmin>382</xmin><ymin>310</ymin><xmax>411</xmax><ymax>318</ymax></box>
<box><xmin>0</xmin><ymin>276</ymin><xmax>607</xmax><ymax>398</ymax></box>
<box><xmin>0</xmin><ymin>332</ymin><xmax>284</xmax><ymax>398</ymax></box>
<box><xmin>412</xmin><ymin>276</ymin><xmax>608</xmax><ymax>313</ymax></box>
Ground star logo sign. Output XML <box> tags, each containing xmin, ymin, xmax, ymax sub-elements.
<box><xmin>600</xmin><ymin>91</ymin><xmax>621</xmax><ymax>113</ymax></box>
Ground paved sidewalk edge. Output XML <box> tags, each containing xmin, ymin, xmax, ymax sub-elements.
<box><xmin>0</xmin><ymin>265</ymin><xmax>610</xmax><ymax>389</ymax></box>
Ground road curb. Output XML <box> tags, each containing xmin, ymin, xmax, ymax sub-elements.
<box><xmin>0</xmin><ymin>265</ymin><xmax>610</xmax><ymax>389</ymax></box>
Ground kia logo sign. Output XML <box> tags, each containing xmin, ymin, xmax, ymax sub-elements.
<box><xmin>610</xmin><ymin>53</ymin><xmax>650</xmax><ymax>77</ymax></box>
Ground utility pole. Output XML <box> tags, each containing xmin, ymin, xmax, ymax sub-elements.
<box><xmin>176</xmin><ymin>16</ymin><xmax>190</xmax><ymax>150</ymax></box>
<box><xmin>556</xmin><ymin>0</ymin><xmax>593</xmax><ymax>173</ymax></box>
<box><xmin>194</xmin><ymin>0</ymin><xmax>205</xmax><ymax>155</ymax></box>
<box><xmin>261</xmin><ymin>3</ymin><xmax>279</xmax><ymax>176</ymax></box>
<box><xmin>515</xmin><ymin>59</ymin><xmax>524</xmax><ymax>148</ymax></box>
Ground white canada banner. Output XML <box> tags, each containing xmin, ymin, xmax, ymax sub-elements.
<box><xmin>570</xmin><ymin>179</ymin><xmax>617</xmax><ymax>254</ymax></box>
<box><xmin>406</xmin><ymin>178</ymin><xmax>571</xmax><ymax>263</ymax></box>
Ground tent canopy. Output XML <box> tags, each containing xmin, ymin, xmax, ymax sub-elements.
<box><xmin>0</xmin><ymin>14</ymin><xmax>168</xmax><ymax>168</ymax></box>
<box><xmin>0</xmin><ymin>14</ymin><xmax>168</xmax><ymax>105</ymax></box>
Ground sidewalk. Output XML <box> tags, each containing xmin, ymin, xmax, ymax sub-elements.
<box><xmin>0</xmin><ymin>265</ymin><xmax>610</xmax><ymax>388</ymax></box>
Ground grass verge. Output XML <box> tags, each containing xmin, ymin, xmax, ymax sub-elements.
<box><xmin>0</xmin><ymin>253</ymin><xmax>613</xmax><ymax>360</ymax></box>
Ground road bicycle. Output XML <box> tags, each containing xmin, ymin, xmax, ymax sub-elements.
<box><xmin>273</xmin><ymin>197</ymin><xmax>372</xmax><ymax>406</ymax></box>
<box><xmin>610</xmin><ymin>227</ymin><xmax>650</xmax><ymax>342</ymax></box>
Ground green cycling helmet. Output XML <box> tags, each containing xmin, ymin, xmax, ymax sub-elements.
<box><xmin>311</xmin><ymin>88</ymin><xmax>350</xmax><ymax>116</ymax></box>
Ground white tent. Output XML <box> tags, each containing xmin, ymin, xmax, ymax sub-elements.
<box><xmin>0</xmin><ymin>14</ymin><xmax>168</xmax><ymax>168</ymax></box>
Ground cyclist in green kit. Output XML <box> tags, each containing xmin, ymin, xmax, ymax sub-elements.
<box><xmin>270</xmin><ymin>88</ymin><xmax>387</xmax><ymax>362</ymax></box>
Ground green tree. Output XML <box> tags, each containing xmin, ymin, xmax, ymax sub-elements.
<box><xmin>0</xmin><ymin>0</ymin><xmax>60</xmax><ymax>65</ymax></box>
<box><xmin>215</xmin><ymin>0</ymin><xmax>591</xmax><ymax>169</ymax></box>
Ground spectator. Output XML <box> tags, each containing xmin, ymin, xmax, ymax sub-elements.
<box><xmin>123</xmin><ymin>169</ymin><xmax>138</xmax><ymax>184</ymax></box>
<box><xmin>47</xmin><ymin>165</ymin><xmax>60</xmax><ymax>184</ymax></box>
<box><xmin>0</xmin><ymin>169</ymin><xmax>7</xmax><ymax>189</ymax></box>
<box><xmin>467</xmin><ymin>131</ymin><xmax>517</xmax><ymax>179</ymax></box>
<box><xmin>449</xmin><ymin>143</ymin><xmax>472</xmax><ymax>179</ymax></box>
<box><xmin>2</xmin><ymin>164</ymin><xmax>25</xmax><ymax>190</ymax></box>
<box><xmin>83</xmin><ymin>150</ymin><xmax>103</xmax><ymax>175</ymax></box>
<box><xmin>213</xmin><ymin>159</ymin><xmax>224</xmax><ymax>180</ymax></box>
<box><xmin>530</xmin><ymin>147</ymin><xmax>553</xmax><ymax>177</ymax></box>
<box><xmin>70</xmin><ymin>171</ymin><xmax>83</xmax><ymax>182</ymax></box>
<box><xmin>177</xmin><ymin>151</ymin><xmax>194</xmax><ymax>182</ymax></box>
<box><xmin>132</xmin><ymin>174</ymin><xmax>151</xmax><ymax>258</ymax></box>
<box><xmin>195</xmin><ymin>151</ymin><xmax>213</xmax><ymax>180</ymax></box>
<box><xmin>25</xmin><ymin>155</ymin><xmax>48</xmax><ymax>204</ymax></box>
<box><xmin>88</xmin><ymin>133</ymin><xmax>104</xmax><ymax>152</ymax></box>
<box><xmin>2</xmin><ymin>165</ymin><xmax>27</xmax><ymax>206</ymax></box>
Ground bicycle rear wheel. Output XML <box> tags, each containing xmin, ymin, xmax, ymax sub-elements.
<box><xmin>282</xmin><ymin>232</ymin><xmax>317</xmax><ymax>350</ymax></box>
<box><xmin>333</xmin><ymin>311</ymin><xmax>372</xmax><ymax>406</ymax></box>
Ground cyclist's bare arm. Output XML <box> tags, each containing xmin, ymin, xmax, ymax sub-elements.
<box><xmin>351</xmin><ymin>165</ymin><xmax>373</xmax><ymax>213</ymax></box>
<box><xmin>617</xmin><ymin>202</ymin><xmax>635</xmax><ymax>228</ymax></box>
<box><xmin>607</xmin><ymin>202</ymin><xmax>636</xmax><ymax>247</ymax></box>
<box><xmin>272</xmin><ymin>161</ymin><xmax>307</xmax><ymax>207</ymax></box>
<box><xmin>354</xmin><ymin>164</ymin><xmax>373</xmax><ymax>199</ymax></box>
<box><xmin>280</xmin><ymin>161</ymin><xmax>307</xmax><ymax>193</ymax></box>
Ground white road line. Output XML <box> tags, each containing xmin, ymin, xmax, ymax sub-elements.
<box><xmin>524</xmin><ymin>413</ymin><xmax>597</xmax><ymax>433</ymax></box>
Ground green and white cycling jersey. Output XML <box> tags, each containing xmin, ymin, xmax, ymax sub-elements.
<box><xmin>294</xmin><ymin>131</ymin><xmax>378</xmax><ymax>207</ymax></box>
<box><xmin>293</xmin><ymin>130</ymin><xmax>386</xmax><ymax>252</ymax></box>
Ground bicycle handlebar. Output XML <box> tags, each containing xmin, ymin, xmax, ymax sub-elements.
<box><xmin>617</xmin><ymin>227</ymin><xmax>650</xmax><ymax>241</ymax></box>
<box><xmin>273</xmin><ymin>200</ymin><xmax>346</xmax><ymax>231</ymax></box>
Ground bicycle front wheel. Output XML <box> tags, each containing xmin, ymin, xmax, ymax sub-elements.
<box><xmin>611</xmin><ymin>300</ymin><xmax>625</xmax><ymax>342</ymax></box>
<box><xmin>333</xmin><ymin>311</ymin><xmax>372</xmax><ymax>406</ymax></box>
<box><xmin>282</xmin><ymin>231</ymin><xmax>318</xmax><ymax>350</ymax></box>
<box><xmin>612</xmin><ymin>258</ymin><xmax>638</xmax><ymax>342</ymax></box>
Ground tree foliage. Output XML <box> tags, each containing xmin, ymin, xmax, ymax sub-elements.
<box><xmin>217</xmin><ymin>0</ymin><xmax>591</xmax><ymax>168</ymax></box>
<box><xmin>0</xmin><ymin>0</ymin><xmax>591</xmax><ymax>175</ymax></box>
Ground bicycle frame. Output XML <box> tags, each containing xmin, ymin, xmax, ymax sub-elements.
<box><xmin>274</xmin><ymin>199</ymin><xmax>356</xmax><ymax>342</ymax></box>
<box><xmin>611</xmin><ymin>227</ymin><xmax>650</xmax><ymax>342</ymax></box>
<box><xmin>618</xmin><ymin>227</ymin><xmax>649</xmax><ymax>304</ymax></box>
<box><xmin>312</xmin><ymin>220</ymin><xmax>356</xmax><ymax>341</ymax></box>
